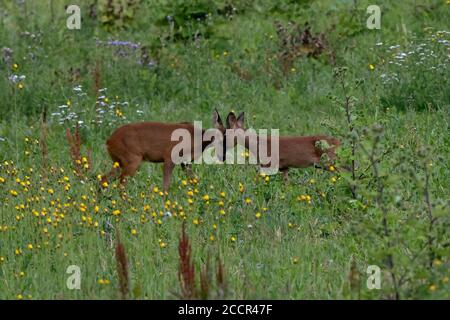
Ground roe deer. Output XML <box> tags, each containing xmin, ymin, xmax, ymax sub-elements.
<box><xmin>101</xmin><ymin>110</ymin><xmax>226</xmax><ymax>193</ymax></box>
<box><xmin>225</xmin><ymin>111</ymin><xmax>341</xmax><ymax>181</ymax></box>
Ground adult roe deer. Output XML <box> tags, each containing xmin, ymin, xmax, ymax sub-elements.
<box><xmin>224</xmin><ymin>111</ymin><xmax>341</xmax><ymax>181</ymax></box>
<box><xmin>101</xmin><ymin>110</ymin><xmax>227</xmax><ymax>193</ymax></box>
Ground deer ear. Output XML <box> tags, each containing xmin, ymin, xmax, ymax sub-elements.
<box><xmin>236</xmin><ymin>112</ymin><xmax>245</xmax><ymax>128</ymax></box>
<box><xmin>226</xmin><ymin>112</ymin><xmax>237</xmax><ymax>128</ymax></box>
<box><xmin>213</xmin><ymin>109</ymin><xmax>224</xmax><ymax>129</ymax></box>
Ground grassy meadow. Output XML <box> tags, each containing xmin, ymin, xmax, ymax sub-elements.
<box><xmin>0</xmin><ymin>0</ymin><xmax>449</xmax><ymax>299</ymax></box>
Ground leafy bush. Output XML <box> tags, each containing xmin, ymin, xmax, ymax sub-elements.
<box><xmin>95</xmin><ymin>0</ymin><xmax>141</xmax><ymax>30</ymax></box>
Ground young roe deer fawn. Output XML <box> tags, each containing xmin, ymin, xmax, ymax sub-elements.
<box><xmin>225</xmin><ymin>111</ymin><xmax>341</xmax><ymax>181</ymax></box>
<box><xmin>101</xmin><ymin>110</ymin><xmax>226</xmax><ymax>193</ymax></box>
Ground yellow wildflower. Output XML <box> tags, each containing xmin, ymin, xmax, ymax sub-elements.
<box><xmin>433</xmin><ymin>259</ymin><xmax>442</xmax><ymax>267</ymax></box>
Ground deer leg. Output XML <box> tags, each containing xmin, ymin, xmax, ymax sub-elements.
<box><xmin>119</xmin><ymin>156</ymin><xmax>142</xmax><ymax>185</ymax></box>
<box><xmin>101</xmin><ymin>166</ymin><xmax>120</xmax><ymax>186</ymax></box>
<box><xmin>107</xmin><ymin>167</ymin><xmax>120</xmax><ymax>179</ymax></box>
<box><xmin>162</xmin><ymin>160</ymin><xmax>175</xmax><ymax>194</ymax></box>
<box><xmin>181</xmin><ymin>163</ymin><xmax>194</xmax><ymax>178</ymax></box>
<box><xmin>280</xmin><ymin>168</ymin><xmax>289</xmax><ymax>184</ymax></box>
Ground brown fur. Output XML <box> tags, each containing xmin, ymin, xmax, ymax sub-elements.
<box><xmin>227</xmin><ymin>112</ymin><xmax>341</xmax><ymax>181</ymax></box>
<box><xmin>266</xmin><ymin>135</ymin><xmax>339</xmax><ymax>170</ymax></box>
<box><xmin>102</xmin><ymin>111</ymin><xmax>226</xmax><ymax>193</ymax></box>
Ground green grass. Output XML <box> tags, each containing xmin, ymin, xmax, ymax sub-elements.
<box><xmin>0</xmin><ymin>0</ymin><xmax>449</xmax><ymax>299</ymax></box>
